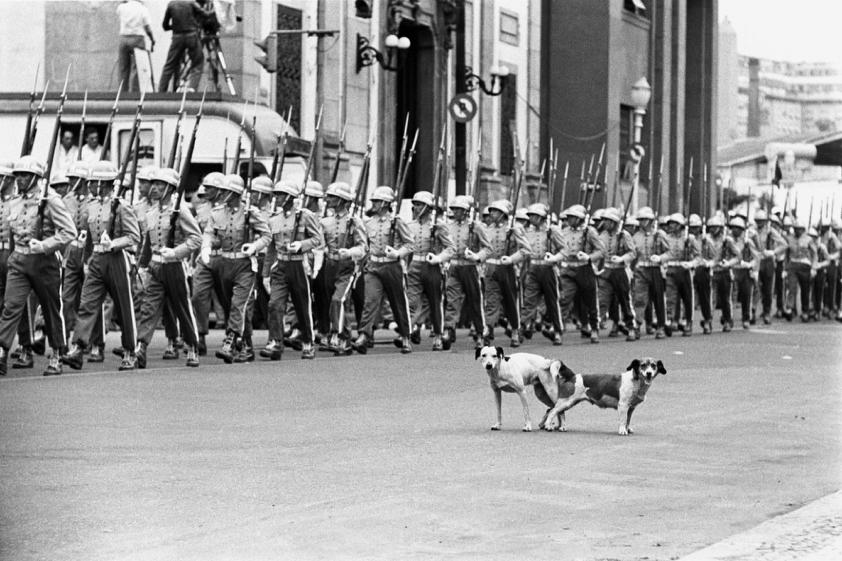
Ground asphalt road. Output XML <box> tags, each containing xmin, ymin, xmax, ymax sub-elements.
<box><xmin>1</xmin><ymin>323</ymin><xmax>841</xmax><ymax>561</ymax></box>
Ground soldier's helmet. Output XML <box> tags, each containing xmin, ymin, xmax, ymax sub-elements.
<box><xmin>0</xmin><ymin>161</ymin><xmax>15</xmax><ymax>177</ymax></box>
<box><xmin>564</xmin><ymin>204</ymin><xmax>587</xmax><ymax>220</ymax></box>
<box><xmin>602</xmin><ymin>208</ymin><xmax>622</xmax><ymax>223</ymax></box>
<box><xmin>783</xmin><ymin>216</ymin><xmax>794</xmax><ymax>227</ymax></box>
<box><xmin>592</xmin><ymin>208</ymin><xmax>605</xmax><ymax>221</ymax></box>
<box><xmin>66</xmin><ymin>161</ymin><xmax>91</xmax><ymax>180</ymax></box>
<box><xmin>771</xmin><ymin>206</ymin><xmax>783</xmax><ymax>217</ymax></box>
<box><xmin>667</xmin><ymin>212</ymin><xmax>686</xmax><ymax>226</ymax></box>
<box><xmin>50</xmin><ymin>175</ymin><xmax>69</xmax><ymax>187</ymax></box>
<box><xmin>137</xmin><ymin>166</ymin><xmax>157</xmax><ymax>182</ymax></box>
<box><xmin>636</xmin><ymin>206</ymin><xmax>655</xmax><ymax>220</ymax></box>
<box><xmin>515</xmin><ymin>208</ymin><xmax>529</xmax><ymax>221</ymax></box>
<box><xmin>526</xmin><ymin>203</ymin><xmax>548</xmax><ymax>218</ymax></box>
<box><xmin>770</xmin><ymin>213</ymin><xmax>782</xmax><ymax>225</ymax></box>
<box><xmin>12</xmin><ymin>155</ymin><xmax>46</xmax><ymax>178</ymax></box>
<box><xmin>728</xmin><ymin>216</ymin><xmax>746</xmax><ymax>230</ymax></box>
<box><xmin>220</xmin><ymin>174</ymin><xmax>245</xmax><ymax>195</ymax></box>
<box><xmin>808</xmin><ymin>226</ymin><xmax>819</xmax><ymax>237</ymax></box>
<box><xmin>274</xmin><ymin>180</ymin><xmax>302</xmax><ymax>197</ymax></box>
<box><xmin>831</xmin><ymin>218</ymin><xmax>842</xmax><ymax>229</ymax></box>
<box><xmin>304</xmin><ymin>180</ymin><xmax>324</xmax><ymax>198</ymax></box>
<box><xmin>489</xmin><ymin>199</ymin><xmax>513</xmax><ymax>215</ymax></box>
<box><xmin>90</xmin><ymin>161</ymin><xmax>119</xmax><ymax>182</ymax></box>
<box><xmin>624</xmin><ymin>216</ymin><xmax>639</xmax><ymax>227</ymax></box>
<box><xmin>688</xmin><ymin>213</ymin><xmax>703</xmax><ymax>227</ymax></box>
<box><xmin>754</xmin><ymin>209</ymin><xmax>768</xmax><ymax>221</ymax></box>
<box><xmin>369</xmin><ymin>186</ymin><xmax>395</xmax><ymax>202</ymax></box>
<box><xmin>326</xmin><ymin>181</ymin><xmax>354</xmax><ymax>201</ymax></box>
<box><xmin>201</xmin><ymin>171</ymin><xmax>226</xmax><ymax>190</ymax></box>
<box><xmin>411</xmin><ymin>190</ymin><xmax>435</xmax><ymax>207</ymax></box>
<box><xmin>153</xmin><ymin>167</ymin><xmax>180</xmax><ymax>187</ymax></box>
<box><xmin>251</xmin><ymin>176</ymin><xmax>274</xmax><ymax>195</ymax></box>
<box><xmin>195</xmin><ymin>185</ymin><xmax>207</xmax><ymax>198</ymax></box>
<box><xmin>448</xmin><ymin>195</ymin><xmax>472</xmax><ymax>211</ymax></box>
<box><xmin>707</xmin><ymin>214</ymin><xmax>725</xmax><ymax>228</ymax></box>
<box><xmin>482</xmin><ymin>205</ymin><xmax>491</xmax><ymax>216</ymax></box>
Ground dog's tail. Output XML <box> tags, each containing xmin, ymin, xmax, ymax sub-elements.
<box><xmin>552</xmin><ymin>360</ymin><xmax>577</xmax><ymax>383</ymax></box>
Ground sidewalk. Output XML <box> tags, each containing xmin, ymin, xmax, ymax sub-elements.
<box><xmin>679</xmin><ymin>491</ymin><xmax>842</xmax><ymax>561</ymax></box>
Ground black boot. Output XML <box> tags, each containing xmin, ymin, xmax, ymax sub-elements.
<box><xmin>185</xmin><ymin>346</ymin><xmax>200</xmax><ymax>367</ymax></box>
<box><xmin>12</xmin><ymin>346</ymin><xmax>34</xmax><ymax>369</ymax></box>
<box><xmin>351</xmin><ymin>333</ymin><xmax>369</xmax><ymax>354</ymax></box>
<box><xmin>234</xmin><ymin>337</ymin><xmax>255</xmax><ymax>363</ymax></box>
<box><xmin>88</xmin><ymin>345</ymin><xmax>105</xmax><ymax>363</ymax></box>
<box><xmin>60</xmin><ymin>344</ymin><xmax>84</xmax><ymax>371</ymax></box>
<box><xmin>43</xmin><ymin>353</ymin><xmax>62</xmax><ymax>376</ymax></box>
<box><xmin>215</xmin><ymin>332</ymin><xmax>236</xmax><ymax>363</ymax></box>
<box><xmin>0</xmin><ymin>347</ymin><xmax>7</xmax><ymax>376</ymax></box>
<box><xmin>162</xmin><ymin>339</ymin><xmax>179</xmax><ymax>360</ymax></box>
<box><xmin>197</xmin><ymin>335</ymin><xmax>207</xmax><ymax>356</ymax></box>
<box><xmin>135</xmin><ymin>342</ymin><xmax>148</xmax><ymax>369</ymax></box>
<box><xmin>118</xmin><ymin>351</ymin><xmax>138</xmax><ymax>371</ymax></box>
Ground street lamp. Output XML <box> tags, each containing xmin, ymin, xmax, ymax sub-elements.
<box><xmin>464</xmin><ymin>65</ymin><xmax>509</xmax><ymax>96</ymax></box>
<box><xmin>356</xmin><ymin>33</ymin><xmax>411</xmax><ymax>73</ymax></box>
<box><xmin>630</xmin><ymin>76</ymin><xmax>651</xmax><ymax>211</ymax></box>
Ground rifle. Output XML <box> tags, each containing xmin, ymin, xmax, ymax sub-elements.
<box><xmin>580</xmin><ymin>168</ymin><xmax>597</xmax><ymax>252</ymax></box>
<box><xmin>20</xmin><ymin>63</ymin><xmax>40</xmax><ymax>157</ymax></box>
<box><xmin>558</xmin><ymin>161</ymin><xmax>570</xmax><ymax>214</ymax></box>
<box><xmin>388</xmin><ymin>127</ymin><xmax>420</xmax><ymax>245</ymax></box>
<box><xmin>269</xmin><ymin>111</ymin><xmax>293</xmax><ymax>212</ymax></box>
<box><xmin>166</xmin><ymin>89</ymin><xmax>188</xmax><ymax>168</ymax></box>
<box><xmin>231</xmin><ymin>99</ymin><xmax>248</xmax><ymax>174</ymax></box>
<box><xmin>331</xmin><ymin>121</ymin><xmax>347</xmax><ymax>183</ymax></box>
<box><xmin>430</xmin><ymin>122</ymin><xmax>448</xmax><ymax>246</ymax></box>
<box><xmin>592</xmin><ymin>142</ymin><xmax>606</xmax><ymax>203</ymax></box>
<box><xmin>109</xmin><ymin>93</ymin><xmax>145</xmax><ymax>237</ymax></box>
<box><xmin>222</xmin><ymin>137</ymin><xmax>228</xmax><ymax>175</ymax></box>
<box><xmin>242</xmin><ymin>106</ymin><xmax>257</xmax><ymax>239</ymax></box>
<box><xmin>617</xmin><ymin>171</ymin><xmax>636</xmax><ymax>248</ymax></box>
<box><xmin>576</xmin><ymin>159</ymin><xmax>586</xmax><ymax>205</ymax></box>
<box><xmin>505</xmin><ymin>127</ymin><xmax>525</xmax><ymax>254</ymax></box>
<box><xmin>26</xmin><ymin>84</ymin><xmax>49</xmax><ymax>157</ymax></box>
<box><xmin>37</xmin><ymin>65</ymin><xmax>71</xmax><ymax>237</ymax></box>
<box><xmin>77</xmin><ymin>90</ymin><xmax>88</xmax><ymax>161</ymax></box>
<box><xmin>167</xmin><ymin>90</ymin><xmax>205</xmax><ymax>248</ymax></box>
<box><xmin>580</xmin><ymin>154</ymin><xmax>595</xmax><ymax>204</ymax></box>
<box><xmin>548</xmin><ymin>142</ymin><xmax>559</xmax><ymax>210</ymax></box>
<box><xmin>100</xmin><ymin>81</ymin><xmax>123</xmax><ymax>161</ymax></box>
<box><xmin>127</xmin><ymin>132</ymin><xmax>141</xmax><ymax>205</ymax></box>
<box><xmin>610</xmin><ymin>166</ymin><xmax>619</xmax><ymax>208</ymax></box>
<box><xmin>683</xmin><ymin>157</ymin><xmax>694</xmax><ymax>261</ymax></box>
<box><xmin>290</xmin><ymin>105</ymin><xmax>324</xmax><ymax>241</ymax></box>
<box><xmin>655</xmin><ymin>154</ymin><xmax>664</xmax><ymax>216</ymax></box>
<box><xmin>467</xmin><ymin>129</ymin><xmax>482</xmax><ymax>248</ymax></box>
<box><xmin>347</xmin><ymin>138</ymin><xmax>374</xmax><ymax>242</ymax></box>
<box><xmin>395</xmin><ymin>113</ymin><xmax>410</xmax><ymax>186</ymax></box>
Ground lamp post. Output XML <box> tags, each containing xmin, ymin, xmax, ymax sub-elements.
<box><xmin>464</xmin><ymin>65</ymin><xmax>509</xmax><ymax>96</ymax></box>
<box><xmin>629</xmin><ymin>77</ymin><xmax>651</xmax><ymax>212</ymax></box>
<box><xmin>356</xmin><ymin>33</ymin><xmax>411</xmax><ymax>73</ymax></box>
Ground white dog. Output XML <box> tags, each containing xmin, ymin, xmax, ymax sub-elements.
<box><xmin>475</xmin><ymin>346</ymin><xmax>562</xmax><ymax>432</ymax></box>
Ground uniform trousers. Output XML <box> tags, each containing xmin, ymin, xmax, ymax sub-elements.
<box><xmin>693</xmin><ymin>266</ymin><xmax>713</xmax><ymax>323</ymax></box>
<box><xmin>137</xmin><ymin>261</ymin><xmax>199</xmax><ymax>347</ymax></box>
<box><xmin>135</xmin><ymin>267</ymin><xmax>180</xmax><ymax>341</ymax></box>
<box><xmin>523</xmin><ymin>264</ymin><xmax>563</xmax><ymax>334</ymax></box>
<box><xmin>812</xmin><ymin>268</ymin><xmax>826</xmax><ymax>315</ymax></box>
<box><xmin>358</xmin><ymin>261</ymin><xmax>410</xmax><ymax>338</ymax></box>
<box><xmin>666</xmin><ymin>267</ymin><xmax>694</xmax><ymax>326</ymax></box>
<box><xmin>194</xmin><ymin>257</ymin><xmax>254</xmax><ymax>337</ymax></box>
<box><xmin>74</xmin><ymin>251</ymin><xmax>136</xmax><ymax>351</ymax></box>
<box><xmin>775</xmin><ymin>260</ymin><xmax>785</xmax><ymax>313</ymax></box>
<box><xmin>786</xmin><ymin>263</ymin><xmax>812</xmax><ymax>316</ymax></box>
<box><xmin>484</xmin><ymin>264</ymin><xmax>521</xmax><ymax>331</ymax></box>
<box><xmin>598</xmin><ymin>267</ymin><xmax>635</xmax><ymax>330</ymax></box>
<box><xmin>825</xmin><ymin>261</ymin><xmax>839</xmax><ymax>312</ymax></box>
<box><xmin>246</xmin><ymin>255</ymin><xmax>269</xmax><ymax>334</ymax></box>
<box><xmin>560</xmin><ymin>264</ymin><xmax>598</xmax><ymax>332</ymax></box>
<box><xmin>713</xmin><ymin>269</ymin><xmax>734</xmax><ymax>325</ymax></box>
<box><xmin>318</xmin><ymin>258</ymin><xmax>356</xmax><ymax>339</ymax></box>
<box><xmin>756</xmin><ymin>258</ymin><xmax>776</xmax><ymax>317</ymax></box>
<box><xmin>444</xmin><ymin>264</ymin><xmax>486</xmax><ymax>332</ymax></box>
<box><xmin>268</xmin><ymin>259</ymin><xmax>314</xmax><ymax>344</ymax></box>
<box><xmin>191</xmin><ymin>259</ymin><xmax>217</xmax><ymax>336</ymax></box>
<box><xmin>0</xmin><ymin>248</ymin><xmax>40</xmax><ymax>348</ymax></box>
<box><xmin>406</xmin><ymin>261</ymin><xmax>445</xmax><ymax>335</ymax></box>
<box><xmin>633</xmin><ymin>266</ymin><xmax>666</xmax><ymax>329</ymax></box>
<box><xmin>733</xmin><ymin>268</ymin><xmax>754</xmax><ymax>322</ymax></box>
<box><xmin>62</xmin><ymin>244</ymin><xmax>105</xmax><ymax>347</ymax></box>
<box><xmin>0</xmin><ymin>251</ymin><xmax>65</xmax><ymax>351</ymax></box>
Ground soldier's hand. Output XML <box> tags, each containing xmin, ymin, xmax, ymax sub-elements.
<box><xmin>287</xmin><ymin>241</ymin><xmax>302</xmax><ymax>253</ymax></box>
<box><xmin>100</xmin><ymin>239</ymin><xmax>113</xmax><ymax>253</ymax></box>
<box><xmin>242</xmin><ymin>243</ymin><xmax>256</xmax><ymax>256</ymax></box>
<box><xmin>610</xmin><ymin>255</ymin><xmax>623</xmax><ymax>264</ymax></box>
<box><xmin>262</xmin><ymin>277</ymin><xmax>271</xmax><ymax>294</ymax></box>
<box><xmin>200</xmin><ymin>247</ymin><xmax>211</xmax><ymax>265</ymax></box>
<box><xmin>763</xmin><ymin>249</ymin><xmax>776</xmax><ymax>258</ymax></box>
<box><xmin>160</xmin><ymin>247</ymin><xmax>177</xmax><ymax>260</ymax></box>
<box><xmin>650</xmin><ymin>254</ymin><xmax>661</xmax><ymax>263</ymax></box>
<box><xmin>28</xmin><ymin>239</ymin><xmax>45</xmax><ymax>254</ymax></box>
<box><xmin>384</xmin><ymin>246</ymin><xmax>398</xmax><ymax>258</ymax></box>
<box><xmin>810</xmin><ymin>267</ymin><xmax>817</xmax><ymax>279</ymax></box>
<box><xmin>426</xmin><ymin>253</ymin><xmax>440</xmax><ymax>265</ymax></box>
<box><xmin>740</xmin><ymin>261</ymin><xmax>751</xmax><ymax>268</ymax></box>
<box><xmin>500</xmin><ymin>255</ymin><xmax>512</xmax><ymax>265</ymax></box>
<box><xmin>338</xmin><ymin>248</ymin><xmax>351</xmax><ymax>259</ymax></box>
<box><xmin>576</xmin><ymin>251</ymin><xmax>590</xmax><ymax>262</ymax></box>
<box><xmin>464</xmin><ymin>248</ymin><xmax>478</xmax><ymax>261</ymax></box>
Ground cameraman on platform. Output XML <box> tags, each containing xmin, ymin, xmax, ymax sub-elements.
<box><xmin>158</xmin><ymin>0</ymin><xmax>207</xmax><ymax>92</ymax></box>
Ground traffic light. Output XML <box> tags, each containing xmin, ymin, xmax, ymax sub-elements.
<box><xmin>254</xmin><ymin>34</ymin><xmax>278</xmax><ymax>73</ymax></box>
<box><xmin>355</xmin><ymin>0</ymin><xmax>372</xmax><ymax>18</ymax></box>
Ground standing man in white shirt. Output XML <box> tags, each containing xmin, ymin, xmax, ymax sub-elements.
<box><xmin>52</xmin><ymin>130</ymin><xmax>76</xmax><ymax>179</ymax></box>
<box><xmin>80</xmin><ymin>130</ymin><xmax>103</xmax><ymax>163</ymax></box>
<box><xmin>117</xmin><ymin>0</ymin><xmax>156</xmax><ymax>92</ymax></box>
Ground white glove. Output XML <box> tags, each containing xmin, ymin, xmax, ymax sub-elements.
<box><xmin>286</xmin><ymin>241</ymin><xmax>302</xmax><ymax>253</ymax></box>
<box><xmin>650</xmin><ymin>254</ymin><xmax>661</xmax><ymax>263</ymax></box>
<box><xmin>100</xmin><ymin>239</ymin><xmax>114</xmax><ymax>252</ymax></box>
<box><xmin>500</xmin><ymin>255</ymin><xmax>512</xmax><ymax>265</ymax></box>
<box><xmin>200</xmin><ymin>247</ymin><xmax>211</xmax><ymax>265</ymax></box>
<box><xmin>262</xmin><ymin>277</ymin><xmax>271</xmax><ymax>294</ymax></box>
<box><xmin>338</xmin><ymin>248</ymin><xmax>351</xmax><ymax>259</ymax></box>
<box><xmin>576</xmin><ymin>251</ymin><xmax>590</xmax><ymax>261</ymax></box>
<box><xmin>763</xmin><ymin>249</ymin><xmax>776</xmax><ymax>258</ymax></box>
<box><xmin>160</xmin><ymin>247</ymin><xmax>177</xmax><ymax>260</ymax></box>
<box><xmin>242</xmin><ymin>243</ymin><xmax>256</xmax><ymax>256</ymax></box>
<box><xmin>28</xmin><ymin>239</ymin><xmax>45</xmax><ymax>254</ymax></box>
<box><xmin>610</xmin><ymin>255</ymin><xmax>623</xmax><ymax>264</ymax></box>
<box><xmin>384</xmin><ymin>246</ymin><xmax>398</xmax><ymax>258</ymax></box>
<box><xmin>740</xmin><ymin>260</ymin><xmax>751</xmax><ymax>268</ymax></box>
<box><xmin>426</xmin><ymin>253</ymin><xmax>441</xmax><ymax>265</ymax></box>
<box><xmin>100</xmin><ymin>231</ymin><xmax>111</xmax><ymax>244</ymax></box>
<box><xmin>464</xmin><ymin>248</ymin><xmax>479</xmax><ymax>262</ymax></box>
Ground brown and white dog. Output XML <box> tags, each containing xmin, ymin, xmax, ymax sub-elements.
<box><xmin>541</xmin><ymin>358</ymin><xmax>666</xmax><ymax>435</ymax></box>
<box><xmin>475</xmin><ymin>346</ymin><xmax>562</xmax><ymax>432</ymax></box>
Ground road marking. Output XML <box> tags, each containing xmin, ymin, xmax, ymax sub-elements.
<box><xmin>678</xmin><ymin>491</ymin><xmax>842</xmax><ymax>561</ymax></box>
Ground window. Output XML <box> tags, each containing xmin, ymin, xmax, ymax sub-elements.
<box><xmin>623</xmin><ymin>0</ymin><xmax>648</xmax><ymax>18</ymax></box>
<box><xmin>499</xmin><ymin>10</ymin><xmax>519</xmax><ymax>45</ymax></box>
<box><xmin>499</xmin><ymin>72</ymin><xmax>518</xmax><ymax>176</ymax></box>
<box><xmin>619</xmin><ymin>105</ymin><xmax>633</xmax><ymax>179</ymax></box>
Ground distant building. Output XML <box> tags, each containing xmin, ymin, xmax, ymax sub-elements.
<box><xmin>717</xmin><ymin>16</ymin><xmax>739</xmax><ymax>145</ymax></box>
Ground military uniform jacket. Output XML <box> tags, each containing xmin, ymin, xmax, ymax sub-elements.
<box><xmin>194</xmin><ymin>200</ymin><xmax>214</xmax><ymax>232</ymax></box>
<box><xmin>9</xmin><ymin>189</ymin><xmax>76</xmax><ymax>254</ymax></box>
<box><xmin>203</xmin><ymin>205</ymin><xmax>270</xmax><ymax>254</ymax></box>
<box><xmin>485</xmin><ymin>221</ymin><xmax>531</xmax><ymax>263</ymax></box>
<box><xmin>364</xmin><ymin>214</ymin><xmax>413</xmax><ymax>260</ymax></box>
<box><xmin>320</xmin><ymin>211</ymin><xmax>367</xmax><ymax>261</ymax></box>
<box><xmin>82</xmin><ymin>197</ymin><xmax>141</xmax><ymax>253</ymax></box>
<box><xmin>144</xmin><ymin>202</ymin><xmax>202</xmax><ymax>261</ymax></box>
<box><xmin>632</xmin><ymin>228</ymin><xmax>669</xmax><ymax>266</ymax></box>
<box><xmin>526</xmin><ymin>225</ymin><xmax>564</xmax><ymax>264</ymax></box>
<box><xmin>135</xmin><ymin>199</ymin><xmax>150</xmax><ymax>235</ymax></box>
<box><xmin>447</xmin><ymin>219</ymin><xmax>491</xmax><ymax>263</ymax></box>
<box><xmin>707</xmin><ymin>234</ymin><xmax>739</xmax><ymax>270</ymax></box>
<box><xmin>728</xmin><ymin>233</ymin><xmax>758</xmax><ymax>269</ymax></box>
<box><xmin>408</xmin><ymin>219</ymin><xmax>456</xmax><ymax>262</ymax></box>
<box><xmin>559</xmin><ymin>225</ymin><xmax>604</xmax><ymax>265</ymax></box>
<box><xmin>659</xmin><ymin>232</ymin><xmax>700</xmax><ymax>266</ymax></box>
<box><xmin>265</xmin><ymin>208</ymin><xmax>324</xmax><ymax>269</ymax></box>
<box><xmin>757</xmin><ymin>225</ymin><xmax>787</xmax><ymax>260</ymax></box>
<box><xmin>0</xmin><ymin>195</ymin><xmax>13</xmax><ymax>249</ymax></box>
<box><xmin>598</xmin><ymin>229</ymin><xmax>636</xmax><ymax>267</ymax></box>
<box><xmin>821</xmin><ymin>230</ymin><xmax>840</xmax><ymax>261</ymax></box>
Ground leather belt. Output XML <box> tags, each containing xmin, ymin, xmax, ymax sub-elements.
<box><xmin>70</xmin><ymin>239</ymin><xmax>86</xmax><ymax>248</ymax></box>
<box><xmin>326</xmin><ymin>252</ymin><xmax>352</xmax><ymax>261</ymax></box>
<box><xmin>369</xmin><ymin>255</ymin><xmax>398</xmax><ymax>263</ymax></box>
<box><xmin>562</xmin><ymin>260</ymin><xmax>588</xmax><ymax>267</ymax></box>
<box><xmin>486</xmin><ymin>258</ymin><xmax>504</xmax><ymax>265</ymax></box>
<box><xmin>0</xmin><ymin>241</ymin><xmax>10</xmax><ymax>251</ymax></box>
<box><xmin>636</xmin><ymin>260</ymin><xmax>660</xmax><ymax>267</ymax></box>
<box><xmin>92</xmin><ymin>243</ymin><xmax>111</xmax><ymax>253</ymax></box>
<box><xmin>790</xmin><ymin>259</ymin><xmax>811</xmax><ymax>266</ymax></box>
<box><xmin>219</xmin><ymin>251</ymin><xmax>249</xmax><ymax>259</ymax></box>
<box><xmin>411</xmin><ymin>254</ymin><xmax>428</xmax><ymax>263</ymax></box>
<box><xmin>604</xmin><ymin>263</ymin><xmax>626</xmax><ymax>269</ymax></box>
<box><xmin>450</xmin><ymin>258</ymin><xmax>475</xmax><ymax>266</ymax></box>
<box><xmin>150</xmin><ymin>253</ymin><xmax>180</xmax><ymax>263</ymax></box>
<box><xmin>13</xmin><ymin>246</ymin><xmax>35</xmax><ymax>255</ymax></box>
<box><xmin>530</xmin><ymin>259</ymin><xmax>554</xmax><ymax>266</ymax></box>
<box><xmin>276</xmin><ymin>254</ymin><xmax>304</xmax><ymax>262</ymax></box>
<box><xmin>665</xmin><ymin>261</ymin><xmax>682</xmax><ymax>267</ymax></box>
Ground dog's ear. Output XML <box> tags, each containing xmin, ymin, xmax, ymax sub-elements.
<box><xmin>627</xmin><ymin>359</ymin><xmax>641</xmax><ymax>379</ymax></box>
<box><xmin>495</xmin><ymin>346</ymin><xmax>507</xmax><ymax>361</ymax></box>
<box><xmin>474</xmin><ymin>347</ymin><xmax>482</xmax><ymax>361</ymax></box>
<box><xmin>656</xmin><ymin>360</ymin><xmax>667</xmax><ymax>375</ymax></box>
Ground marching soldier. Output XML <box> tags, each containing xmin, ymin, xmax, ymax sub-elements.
<box><xmin>196</xmin><ymin>173</ymin><xmax>270</xmax><ymax>363</ymax></box>
<box><xmin>351</xmin><ymin>186</ymin><xmax>414</xmax><ymax>354</ymax></box>
<box><xmin>0</xmin><ymin>156</ymin><xmax>76</xmax><ymax>376</ymax></box>
<box><xmin>661</xmin><ymin>213</ymin><xmax>699</xmax><ymax>336</ymax></box>
<box><xmin>809</xmin><ymin>226</ymin><xmax>830</xmax><ymax>320</ymax></box>
<box><xmin>728</xmin><ymin>216</ymin><xmax>758</xmax><ymax>329</ymax></box>
<box><xmin>521</xmin><ymin>203</ymin><xmax>564</xmax><ymax>345</ymax></box>
<box><xmin>405</xmin><ymin>191</ymin><xmax>455</xmax><ymax>351</ymax></box>
<box><xmin>631</xmin><ymin>206</ymin><xmax>668</xmax><ymax>339</ymax></box>
<box><xmin>596</xmin><ymin>207</ymin><xmax>637</xmax><ymax>341</ymax></box>
<box><xmin>820</xmin><ymin>220</ymin><xmax>840</xmax><ymax>318</ymax></box>
<box><xmin>190</xmin><ymin>171</ymin><xmax>225</xmax><ymax>355</ymax></box>
<box><xmin>783</xmin><ymin>220</ymin><xmax>816</xmax><ymax>322</ymax></box>
<box><xmin>442</xmin><ymin>195</ymin><xmax>491</xmax><ymax>350</ymax></box>
<box><xmin>688</xmin><ymin>214</ymin><xmax>714</xmax><ymax>334</ymax></box>
<box><xmin>753</xmin><ymin>209</ymin><xmax>787</xmax><ymax>324</ymax></box>
<box><xmin>706</xmin><ymin>214</ymin><xmax>738</xmax><ymax>331</ymax></box>
<box><xmin>61</xmin><ymin>161</ymin><xmax>141</xmax><ymax>371</ymax></box>
<box><xmin>134</xmin><ymin>167</ymin><xmax>202</xmax><ymax>368</ymax></box>
<box><xmin>316</xmin><ymin>182</ymin><xmax>367</xmax><ymax>355</ymax></box>
<box><xmin>483</xmin><ymin>199</ymin><xmax>531</xmax><ymax>347</ymax></box>
<box><xmin>262</xmin><ymin>181</ymin><xmax>323</xmax><ymax>360</ymax></box>
<box><xmin>559</xmin><ymin>204</ymin><xmax>604</xmax><ymax>343</ymax></box>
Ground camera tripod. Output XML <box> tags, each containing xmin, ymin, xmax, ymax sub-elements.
<box><xmin>178</xmin><ymin>32</ymin><xmax>237</xmax><ymax>95</ymax></box>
